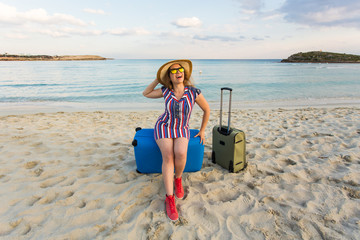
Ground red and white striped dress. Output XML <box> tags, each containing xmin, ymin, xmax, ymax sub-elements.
<box><xmin>154</xmin><ymin>86</ymin><xmax>201</xmax><ymax>140</ymax></box>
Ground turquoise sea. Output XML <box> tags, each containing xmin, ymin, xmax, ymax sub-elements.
<box><xmin>1</xmin><ymin>59</ymin><xmax>360</xmax><ymax>113</ymax></box>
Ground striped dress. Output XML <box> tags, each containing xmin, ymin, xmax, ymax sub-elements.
<box><xmin>154</xmin><ymin>86</ymin><xmax>201</xmax><ymax>140</ymax></box>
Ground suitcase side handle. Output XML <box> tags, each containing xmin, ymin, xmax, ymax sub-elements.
<box><xmin>220</xmin><ymin>87</ymin><xmax>232</xmax><ymax>134</ymax></box>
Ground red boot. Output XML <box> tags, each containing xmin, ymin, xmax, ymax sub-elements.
<box><xmin>165</xmin><ymin>195</ymin><xmax>178</xmax><ymax>221</ymax></box>
<box><xmin>174</xmin><ymin>177</ymin><xmax>184</xmax><ymax>199</ymax></box>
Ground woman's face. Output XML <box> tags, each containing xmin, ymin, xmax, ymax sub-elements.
<box><xmin>169</xmin><ymin>64</ymin><xmax>185</xmax><ymax>84</ymax></box>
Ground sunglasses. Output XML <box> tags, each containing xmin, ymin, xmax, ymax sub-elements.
<box><xmin>169</xmin><ymin>67</ymin><xmax>184</xmax><ymax>74</ymax></box>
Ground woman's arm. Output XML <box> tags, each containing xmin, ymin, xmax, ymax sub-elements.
<box><xmin>143</xmin><ymin>79</ymin><xmax>163</xmax><ymax>98</ymax></box>
<box><xmin>194</xmin><ymin>93</ymin><xmax>210</xmax><ymax>144</ymax></box>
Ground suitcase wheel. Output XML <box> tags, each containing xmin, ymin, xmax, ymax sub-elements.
<box><xmin>212</xmin><ymin>151</ymin><xmax>216</xmax><ymax>164</ymax></box>
<box><xmin>229</xmin><ymin>161</ymin><xmax>234</xmax><ymax>173</ymax></box>
<box><xmin>132</xmin><ymin>139</ymin><xmax>138</xmax><ymax>147</ymax></box>
<box><xmin>135</xmin><ymin>127</ymin><xmax>142</xmax><ymax>132</ymax></box>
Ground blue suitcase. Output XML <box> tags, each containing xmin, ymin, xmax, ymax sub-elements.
<box><xmin>132</xmin><ymin>128</ymin><xmax>204</xmax><ymax>173</ymax></box>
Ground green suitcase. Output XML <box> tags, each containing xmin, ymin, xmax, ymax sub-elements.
<box><xmin>212</xmin><ymin>88</ymin><xmax>247</xmax><ymax>173</ymax></box>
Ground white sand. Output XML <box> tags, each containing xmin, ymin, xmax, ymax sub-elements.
<box><xmin>0</xmin><ymin>107</ymin><xmax>359</xmax><ymax>239</ymax></box>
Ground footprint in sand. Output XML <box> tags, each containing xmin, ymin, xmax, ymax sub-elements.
<box><xmin>76</xmin><ymin>168</ymin><xmax>92</xmax><ymax>178</ymax></box>
<box><xmin>188</xmin><ymin>180</ymin><xmax>208</xmax><ymax>195</ymax></box>
<box><xmin>26</xmin><ymin>196</ymin><xmax>42</xmax><ymax>206</ymax></box>
<box><xmin>24</xmin><ymin>161</ymin><xmax>38</xmax><ymax>169</ymax></box>
<box><xmin>67</xmin><ymin>209</ymin><xmax>107</xmax><ymax>227</ymax></box>
<box><xmin>252</xmin><ymin>137</ymin><xmax>264</xmax><ymax>143</ymax></box>
<box><xmin>206</xmin><ymin>188</ymin><xmax>242</xmax><ymax>205</ymax></box>
<box><xmin>60</xmin><ymin>190</ymin><xmax>75</xmax><ymax>199</ymax></box>
<box><xmin>0</xmin><ymin>219</ymin><xmax>28</xmax><ymax>236</ymax></box>
<box><xmin>282</xmin><ymin>172</ymin><xmax>300</xmax><ymax>185</ymax></box>
<box><xmin>77</xmin><ymin>200</ymin><xmax>87</xmax><ymax>208</ymax></box>
<box><xmin>59</xmin><ymin>176</ymin><xmax>77</xmax><ymax>186</ymax></box>
<box><xmin>146</xmin><ymin>221</ymin><xmax>167</xmax><ymax>240</ymax></box>
<box><xmin>20</xmin><ymin>224</ymin><xmax>31</xmax><ymax>235</ymax></box>
<box><xmin>187</xmin><ymin>205</ymin><xmax>220</xmax><ymax>235</ymax></box>
<box><xmin>279</xmin><ymin>158</ymin><xmax>297</xmax><ymax>167</ymax></box>
<box><xmin>342</xmin><ymin>186</ymin><xmax>360</xmax><ymax>199</ymax></box>
<box><xmin>116</xmin><ymin>202</ymin><xmax>149</xmax><ymax>224</ymax></box>
<box><xmin>56</xmin><ymin>191</ymin><xmax>76</xmax><ymax>206</ymax></box>
<box><xmin>226</xmin><ymin>216</ymin><xmax>250</xmax><ymax>239</ymax></box>
<box><xmin>298</xmin><ymin>218</ymin><xmax>326</xmax><ymax>240</ymax></box>
<box><xmin>40</xmin><ymin>176</ymin><xmax>66</xmax><ymax>188</ymax></box>
<box><xmin>33</xmin><ymin>168</ymin><xmax>44</xmax><ymax>177</ymax></box>
<box><xmin>261</xmin><ymin>143</ymin><xmax>274</xmax><ymax>149</ymax></box>
<box><xmin>86</xmin><ymin>199</ymin><xmax>105</xmax><ymax>210</ymax></box>
<box><xmin>38</xmin><ymin>191</ymin><xmax>59</xmax><ymax>204</ymax></box>
<box><xmin>274</xmin><ymin>138</ymin><xmax>286</xmax><ymax>148</ymax></box>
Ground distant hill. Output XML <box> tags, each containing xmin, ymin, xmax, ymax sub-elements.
<box><xmin>281</xmin><ymin>51</ymin><xmax>360</xmax><ymax>63</ymax></box>
<box><xmin>0</xmin><ymin>54</ymin><xmax>110</xmax><ymax>61</ymax></box>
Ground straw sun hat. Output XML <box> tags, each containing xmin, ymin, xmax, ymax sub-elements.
<box><xmin>156</xmin><ymin>59</ymin><xmax>193</xmax><ymax>86</ymax></box>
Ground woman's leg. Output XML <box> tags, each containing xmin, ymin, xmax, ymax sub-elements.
<box><xmin>156</xmin><ymin>138</ymin><xmax>175</xmax><ymax>196</ymax></box>
<box><xmin>173</xmin><ymin>137</ymin><xmax>189</xmax><ymax>178</ymax></box>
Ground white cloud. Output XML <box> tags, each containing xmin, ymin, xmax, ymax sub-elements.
<box><xmin>241</xmin><ymin>9</ymin><xmax>257</xmax><ymax>15</ymax></box>
<box><xmin>30</xmin><ymin>27</ymin><xmax>104</xmax><ymax>38</ymax></box>
<box><xmin>173</xmin><ymin>17</ymin><xmax>202</xmax><ymax>28</ymax></box>
<box><xmin>5</xmin><ymin>33</ymin><xmax>28</xmax><ymax>39</ymax></box>
<box><xmin>0</xmin><ymin>2</ymin><xmax>86</xmax><ymax>26</ymax></box>
<box><xmin>262</xmin><ymin>13</ymin><xmax>283</xmax><ymax>21</ymax></box>
<box><xmin>306</xmin><ymin>6</ymin><xmax>360</xmax><ymax>24</ymax></box>
<box><xmin>281</xmin><ymin>0</ymin><xmax>360</xmax><ymax>28</ymax></box>
<box><xmin>83</xmin><ymin>8</ymin><xmax>106</xmax><ymax>15</ymax></box>
<box><xmin>0</xmin><ymin>3</ymin><xmax>101</xmax><ymax>39</ymax></box>
<box><xmin>62</xmin><ymin>27</ymin><xmax>103</xmax><ymax>36</ymax></box>
<box><xmin>235</xmin><ymin>0</ymin><xmax>263</xmax><ymax>15</ymax></box>
<box><xmin>108</xmin><ymin>28</ymin><xmax>150</xmax><ymax>36</ymax></box>
<box><xmin>238</xmin><ymin>0</ymin><xmax>263</xmax><ymax>12</ymax></box>
<box><xmin>159</xmin><ymin>31</ymin><xmax>190</xmax><ymax>38</ymax></box>
<box><xmin>234</xmin><ymin>0</ymin><xmax>284</xmax><ymax>23</ymax></box>
<box><xmin>0</xmin><ymin>2</ymin><xmax>21</xmax><ymax>24</ymax></box>
<box><xmin>0</xmin><ymin>3</ymin><xmax>149</xmax><ymax>39</ymax></box>
<box><xmin>33</xmin><ymin>29</ymin><xmax>69</xmax><ymax>38</ymax></box>
<box><xmin>26</xmin><ymin>10</ymin><xmax>87</xmax><ymax>26</ymax></box>
<box><xmin>193</xmin><ymin>34</ymin><xmax>245</xmax><ymax>42</ymax></box>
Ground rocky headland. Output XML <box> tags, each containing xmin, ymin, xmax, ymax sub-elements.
<box><xmin>281</xmin><ymin>51</ymin><xmax>360</xmax><ymax>63</ymax></box>
<box><xmin>0</xmin><ymin>54</ymin><xmax>110</xmax><ymax>61</ymax></box>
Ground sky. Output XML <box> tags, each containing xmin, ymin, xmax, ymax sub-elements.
<box><xmin>1</xmin><ymin>0</ymin><xmax>360</xmax><ymax>59</ymax></box>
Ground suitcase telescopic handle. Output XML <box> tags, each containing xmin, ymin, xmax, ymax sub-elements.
<box><xmin>220</xmin><ymin>87</ymin><xmax>232</xmax><ymax>134</ymax></box>
<box><xmin>221</xmin><ymin>87</ymin><xmax>233</xmax><ymax>91</ymax></box>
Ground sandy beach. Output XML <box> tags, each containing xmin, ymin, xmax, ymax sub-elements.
<box><xmin>0</xmin><ymin>107</ymin><xmax>359</xmax><ymax>239</ymax></box>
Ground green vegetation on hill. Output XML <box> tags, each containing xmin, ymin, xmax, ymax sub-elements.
<box><xmin>0</xmin><ymin>54</ymin><xmax>108</xmax><ymax>61</ymax></box>
<box><xmin>281</xmin><ymin>51</ymin><xmax>360</xmax><ymax>63</ymax></box>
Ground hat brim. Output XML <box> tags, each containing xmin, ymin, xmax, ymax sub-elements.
<box><xmin>156</xmin><ymin>59</ymin><xmax>192</xmax><ymax>86</ymax></box>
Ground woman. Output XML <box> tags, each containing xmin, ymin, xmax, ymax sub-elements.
<box><xmin>143</xmin><ymin>59</ymin><xmax>210</xmax><ymax>221</ymax></box>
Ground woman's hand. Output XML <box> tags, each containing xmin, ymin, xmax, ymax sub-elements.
<box><xmin>143</xmin><ymin>79</ymin><xmax>162</xmax><ymax>98</ymax></box>
<box><xmin>194</xmin><ymin>130</ymin><xmax>206</xmax><ymax>145</ymax></box>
